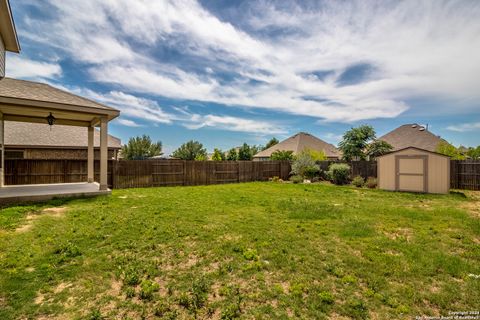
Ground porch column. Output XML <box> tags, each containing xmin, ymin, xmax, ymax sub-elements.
<box><xmin>87</xmin><ymin>125</ymin><xmax>94</xmax><ymax>183</ymax></box>
<box><xmin>99</xmin><ymin>117</ymin><xmax>108</xmax><ymax>190</ymax></box>
<box><xmin>0</xmin><ymin>112</ymin><xmax>4</xmax><ymax>187</ymax></box>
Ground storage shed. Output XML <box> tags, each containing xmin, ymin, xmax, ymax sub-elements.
<box><xmin>377</xmin><ymin>147</ymin><xmax>450</xmax><ymax>194</ymax></box>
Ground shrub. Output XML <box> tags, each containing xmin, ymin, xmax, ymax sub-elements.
<box><xmin>270</xmin><ymin>150</ymin><xmax>294</xmax><ymax>161</ymax></box>
<box><xmin>327</xmin><ymin>163</ymin><xmax>351</xmax><ymax>185</ymax></box>
<box><xmin>352</xmin><ymin>175</ymin><xmax>364</xmax><ymax>188</ymax></box>
<box><xmin>365</xmin><ymin>177</ymin><xmax>377</xmax><ymax>189</ymax></box>
<box><xmin>289</xmin><ymin>175</ymin><xmax>303</xmax><ymax>184</ymax></box>
<box><xmin>291</xmin><ymin>152</ymin><xmax>320</xmax><ymax>178</ymax></box>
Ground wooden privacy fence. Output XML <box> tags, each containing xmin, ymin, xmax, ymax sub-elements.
<box><xmin>4</xmin><ymin>159</ymin><xmax>291</xmax><ymax>189</ymax></box>
<box><xmin>4</xmin><ymin>159</ymin><xmax>480</xmax><ymax>190</ymax></box>
<box><xmin>316</xmin><ymin>160</ymin><xmax>377</xmax><ymax>179</ymax></box>
<box><xmin>450</xmin><ymin>160</ymin><xmax>480</xmax><ymax>190</ymax></box>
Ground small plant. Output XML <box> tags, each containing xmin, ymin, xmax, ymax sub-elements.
<box><xmin>242</xmin><ymin>248</ymin><xmax>258</xmax><ymax>261</ymax></box>
<box><xmin>154</xmin><ymin>301</ymin><xmax>171</xmax><ymax>317</ymax></box>
<box><xmin>139</xmin><ymin>279</ymin><xmax>159</xmax><ymax>300</ymax></box>
<box><xmin>269</xmin><ymin>176</ymin><xmax>281</xmax><ymax>182</ymax></box>
<box><xmin>327</xmin><ymin>163</ymin><xmax>351</xmax><ymax>185</ymax></box>
<box><xmin>123</xmin><ymin>267</ymin><xmax>140</xmax><ymax>286</ymax></box>
<box><xmin>352</xmin><ymin>175</ymin><xmax>364</xmax><ymax>187</ymax></box>
<box><xmin>125</xmin><ymin>287</ymin><xmax>135</xmax><ymax>298</ymax></box>
<box><xmin>54</xmin><ymin>241</ymin><xmax>81</xmax><ymax>258</ymax></box>
<box><xmin>345</xmin><ymin>298</ymin><xmax>368</xmax><ymax>319</ymax></box>
<box><xmin>289</xmin><ymin>175</ymin><xmax>303</xmax><ymax>184</ymax></box>
<box><xmin>318</xmin><ymin>291</ymin><xmax>335</xmax><ymax>304</ymax></box>
<box><xmin>88</xmin><ymin>309</ymin><xmax>103</xmax><ymax>320</ymax></box>
<box><xmin>365</xmin><ymin>177</ymin><xmax>377</xmax><ymax>189</ymax></box>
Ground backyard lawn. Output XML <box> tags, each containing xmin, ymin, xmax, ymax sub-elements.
<box><xmin>0</xmin><ymin>182</ymin><xmax>479</xmax><ymax>319</ymax></box>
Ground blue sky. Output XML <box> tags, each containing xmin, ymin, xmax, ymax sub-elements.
<box><xmin>7</xmin><ymin>0</ymin><xmax>480</xmax><ymax>155</ymax></box>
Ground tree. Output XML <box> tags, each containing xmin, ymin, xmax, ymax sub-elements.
<box><xmin>211</xmin><ymin>148</ymin><xmax>225</xmax><ymax>161</ymax></box>
<box><xmin>338</xmin><ymin>125</ymin><xmax>376</xmax><ymax>161</ymax></box>
<box><xmin>435</xmin><ymin>141</ymin><xmax>465</xmax><ymax>160</ymax></box>
<box><xmin>366</xmin><ymin>140</ymin><xmax>393</xmax><ymax>160</ymax></box>
<box><xmin>300</xmin><ymin>148</ymin><xmax>326</xmax><ymax>161</ymax></box>
<box><xmin>238</xmin><ymin>143</ymin><xmax>252</xmax><ymax>160</ymax></box>
<box><xmin>172</xmin><ymin>140</ymin><xmax>207</xmax><ymax>160</ymax></box>
<box><xmin>270</xmin><ymin>150</ymin><xmax>294</xmax><ymax>161</ymax></box>
<box><xmin>264</xmin><ymin>137</ymin><xmax>279</xmax><ymax>150</ymax></box>
<box><xmin>121</xmin><ymin>135</ymin><xmax>162</xmax><ymax>160</ymax></box>
<box><xmin>466</xmin><ymin>146</ymin><xmax>480</xmax><ymax>160</ymax></box>
<box><xmin>250</xmin><ymin>145</ymin><xmax>262</xmax><ymax>157</ymax></box>
<box><xmin>226</xmin><ymin>148</ymin><xmax>238</xmax><ymax>161</ymax></box>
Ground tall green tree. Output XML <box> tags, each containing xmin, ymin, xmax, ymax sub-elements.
<box><xmin>435</xmin><ymin>141</ymin><xmax>466</xmax><ymax>160</ymax></box>
<box><xmin>211</xmin><ymin>148</ymin><xmax>226</xmax><ymax>161</ymax></box>
<box><xmin>172</xmin><ymin>140</ymin><xmax>207</xmax><ymax>160</ymax></box>
<box><xmin>226</xmin><ymin>148</ymin><xmax>238</xmax><ymax>161</ymax></box>
<box><xmin>238</xmin><ymin>143</ymin><xmax>253</xmax><ymax>160</ymax></box>
<box><xmin>338</xmin><ymin>125</ymin><xmax>376</xmax><ymax>161</ymax></box>
<box><xmin>366</xmin><ymin>140</ymin><xmax>393</xmax><ymax>160</ymax></box>
<box><xmin>121</xmin><ymin>135</ymin><xmax>162</xmax><ymax>160</ymax></box>
<box><xmin>264</xmin><ymin>137</ymin><xmax>279</xmax><ymax>150</ymax></box>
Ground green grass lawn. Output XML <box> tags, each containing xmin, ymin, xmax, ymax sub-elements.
<box><xmin>0</xmin><ymin>182</ymin><xmax>479</xmax><ymax>319</ymax></box>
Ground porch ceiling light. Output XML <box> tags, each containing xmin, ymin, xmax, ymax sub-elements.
<box><xmin>46</xmin><ymin>112</ymin><xmax>56</xmax><ymax>126</ymax></box>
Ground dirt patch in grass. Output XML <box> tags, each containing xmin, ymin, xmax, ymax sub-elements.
<box><xmin>34</xmin><ymin>291</ymin><xmax>45</xmax><ymax>305</ymax></box>
<box><xmin>54</xmin><ymin>282</ymin><xmax>72</xmax><ymax>294</ymax></box>
<box><xmin>383</xmin><ymin>227</ymin><xmax>413</xmax><ymax>242</ymax></box>
<box><xmin>15</xmin><ymin>207</ymin><xmax>67</xmax><ymax>233</ymax></box>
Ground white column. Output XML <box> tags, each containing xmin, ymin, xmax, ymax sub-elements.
<box><xmin>99</xmin><ymin>117</ymin><xmax>108</xmax><ymax>190</ymax></box>
<box><xmin>87</xmin><ymin>125</ymin><xmax>94</xmax><ymax>183</ymax></box>
<box><xmin>0</xmin><ymin>112</ymin><xmax>4</xmax><ymax>187</ymax></box>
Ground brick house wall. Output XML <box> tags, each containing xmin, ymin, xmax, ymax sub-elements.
<box><xmin>6</xmin><ymin>148</ymin><xmax>118</xmax><ymax>160</ymax></box>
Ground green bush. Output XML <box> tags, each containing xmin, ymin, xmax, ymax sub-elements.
<box><xmin>365</xmin><ymin>177</ymin><xmax>377</xmax><ymax>189</ymax></box>
<box><xmin>291</xmin><ymin>152</ymin><xmax>320</xmax><ymax>178</ymax></box>
<box><xmin>289</xmin><ymin>175</ymin><xmax>303</xmax><ymax>184</ymax></box>
<box><xmin>327</xmin><ymin>163</ymin><xmax>351</xmax><ymax>185</ymax></box>
<box><xmin>352</xmin><ymin>175</ymin><xmax>364</xmax><ymax>187</ymax></box>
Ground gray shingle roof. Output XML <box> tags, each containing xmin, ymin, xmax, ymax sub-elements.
<box><xmin>0</xmin><ymin>78</ymin><xmax>118</xmax><ymax>112</ymax></box>
<box><xmin>254</xmin><ymin>132</ymin><xmax>340</xmax><ymax>158</ymax></box>
<box><xmin>378</xmin><ymin>124</ymin><xmax>445</xmax><ymax>152</ymax></box>
<box><xmin>5</xmin><ymin>121</ymin><xmax>122</xmax><ymax>149</ymax></box>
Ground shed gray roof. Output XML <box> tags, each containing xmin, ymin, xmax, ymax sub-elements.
<box><xmin>0</xmin><ymin>78</ymin><xmax>118</xmax><ymax>112</ymax></box>
<box><xmin>378</xmin><ymin>124</ymin><xmax>445</xmax><ymax>152</ymax></box>
<box><xmin>5</xmin><ymin>121</ymin><xmax>121</xmax><ymax>149</ymax></box>
<box><xmin>254</xmin><ymin>132</ymin><xmax>340</xmax><ymax>158</ymax></box>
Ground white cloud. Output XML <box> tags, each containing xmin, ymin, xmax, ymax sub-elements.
<box><xmin>116</xmin><ymin>118</ymin><xmax>142</xmax><ymax>127</ymax></box>
<box><xmin>12</xmin><ymin>0</ymin><xmax>480</xmax><ymax>123</ymax></box>
<box><xmin>182</xmin><ymin>114</ymin><xmax>286</xmax><ymax>135</ymax></box>
<box><xmin>446</xmin><ymin>122</ymin><xmax>480</xmax><ymax>132</ymax></box>
<box><xmin>6</xmin><ymin>56</ymin><xmax>62</xmax><ymax>79</ymax></box>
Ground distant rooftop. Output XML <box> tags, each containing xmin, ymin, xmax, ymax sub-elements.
<box><xmin>378</xmin><ymin>124</ymin><xmax>445</xmax><ymax>152</ymax></box>
<box><xmin>254</xmin><ymin>132</ymin><xmax>340</xmax><ymax>158</ymax></box>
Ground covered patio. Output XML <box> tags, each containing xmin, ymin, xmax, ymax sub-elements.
<box><xmin>0</xmin><ymin>78</ymin><xmax>120</xmax><ymax>204</ymax></box>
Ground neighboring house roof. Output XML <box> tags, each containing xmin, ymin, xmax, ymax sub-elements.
<box><xmin>378</xmin><ymin>124</ymin><xmax>445</xmax><ymax>152</ymax></box>
<box><xmin>377</xmin><ymin>146</ymin><xmax>451</xmax><ymax>158</ymax></box>
<box><xmin>0</xmin><ymin>78</ymin><xmax>118</xmax><ymax>112</ymax></box>
<box><xmin>254</xmin><ymin>132</ymin><xmax>340</xmax><ymax>158</ymax></box>
<box><xmin>4</xmin><ymin>121</ymin><xmax>122</xmax><ymax>149</ymax></box>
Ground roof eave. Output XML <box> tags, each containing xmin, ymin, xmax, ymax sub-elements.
<box><xmin>0</xmin><ymin>0</ymin><xmax>21</xmax><ymax>53</ymax></box>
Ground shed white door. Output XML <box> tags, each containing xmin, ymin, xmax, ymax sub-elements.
<box><xmin>395</xmin><ymin>156</ymin><xmax>427</xmax><ymax>192</ymax></box>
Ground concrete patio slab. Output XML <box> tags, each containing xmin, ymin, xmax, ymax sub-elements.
<box><xmin>0</xmin><ymin>182</ymin><xmax>110</xmax><ymax>205</ymax></box>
